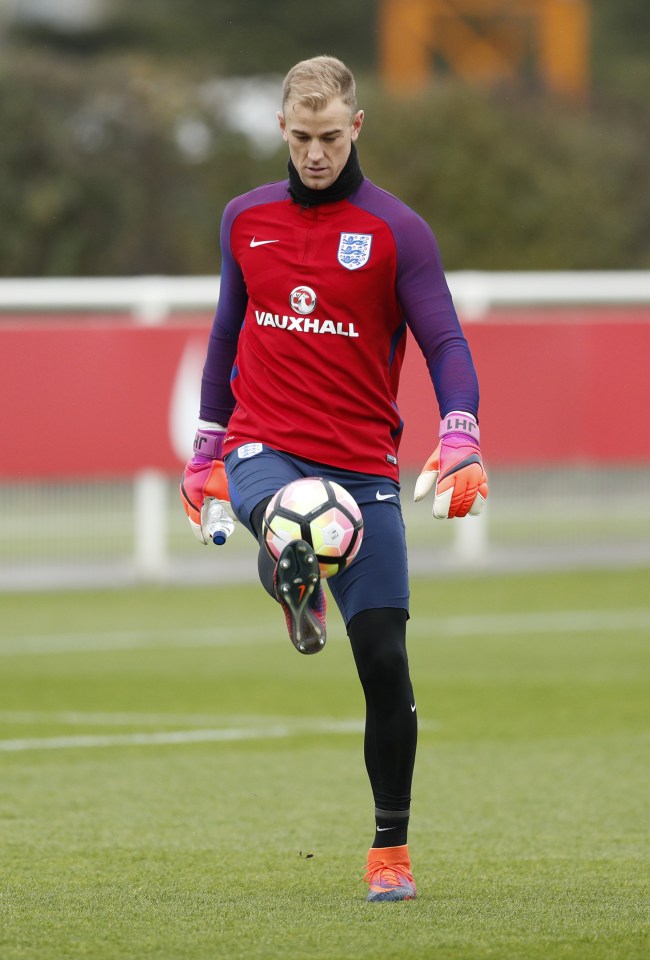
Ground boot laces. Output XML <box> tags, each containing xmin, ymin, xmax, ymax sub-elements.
<box><xmin>364</xmin><ymin>859</ymin><xmax>412</xmax><ymax>888</ymax></box>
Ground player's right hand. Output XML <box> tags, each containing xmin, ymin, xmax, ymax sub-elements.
<box><xmin>180</xmin><ymin>425</ymin><xmax>236</xmax><ymax>544</ymax></box>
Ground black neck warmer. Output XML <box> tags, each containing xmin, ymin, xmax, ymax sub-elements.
<box><xmin>288</xmin><ymin>142</ymin><xmax>364</xmax><ymax>207</ymax></box>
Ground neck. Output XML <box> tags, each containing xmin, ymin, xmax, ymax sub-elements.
<box><xmin>288</xmin><ymin>143</ymin><xmax>364</xmax><ymax>207</ymax></box>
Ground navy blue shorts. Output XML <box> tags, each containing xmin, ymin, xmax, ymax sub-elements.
<box><xmin>224</xmin><ymin>444</ymin><xmax>409</xmax><ymax>625</ymax></box>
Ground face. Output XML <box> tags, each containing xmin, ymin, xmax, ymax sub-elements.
<box><xmin>278</xmin><ymin>96</ymin><xmax>364</xmax><ymax>191</ymax></box>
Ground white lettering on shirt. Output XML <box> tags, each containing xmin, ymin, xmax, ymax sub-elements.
<box><xmin>254</xmin><ymin>310</ymin><xmax>359</xmax><ymax>338</ymax></box>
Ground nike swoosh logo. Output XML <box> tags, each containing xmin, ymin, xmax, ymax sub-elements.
<box><xmin>439</xmin><ymin>453</ymin><xmax>482</xmax><ymax>481</ymax></box>
<box><xmin>376</xmin><ymin>826</ymin><xmax>397</xmax><ymax>832</ymax></box>
<box><xmin>250</xmin><ymin>238</ymin><xmax>280</xmax><ymax>247</ymax></box>
<box><xmin>411</xmin><ymin>704</ymin><xmax>416</xmax><ymax>712</ymax></box>
<box><xmin>376</xmin><ymin>491</ymin><xmax>397</xmax><ymax>501</ymax></box>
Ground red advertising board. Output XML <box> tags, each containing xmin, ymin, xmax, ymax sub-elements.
<box><xmin>1</xmin><ymin>308</ymin><xmax>649</xmax><ymax>480</ymax></box>
<box><xmin>403</xmin><ymin>308</ymin><xmax>650</xmax><ymax>468</ymax></box>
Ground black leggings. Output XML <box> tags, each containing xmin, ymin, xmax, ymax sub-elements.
<box><xmin>251</xmin><ymin>499</ymin><xmax>417</xmax><ymax>811</ymax></box>
<box><xmin>347</xmin><ymin>607</ymin><xmax>417</xmax><ymax>812</ymax></box>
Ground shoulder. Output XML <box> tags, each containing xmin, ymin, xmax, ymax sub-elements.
<box><xmin>351</xmin><ymin>179</ymin><xmax>434</xmax><ymax>240</ymax></box>
<box><xmin>222</xmin><ymin>180</ymin><xmax>291</xmax><ymax>230</ymax></box>
<box><xmin>351</xmin><ymin>179</ymin><xmax>441</xmax><ymax>268</ymax></box>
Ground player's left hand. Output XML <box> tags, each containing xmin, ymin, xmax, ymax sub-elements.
<box><xmin>414</xmin><ymin>412</ymin><xmax>488</xmax><ymax>518</ymax></box>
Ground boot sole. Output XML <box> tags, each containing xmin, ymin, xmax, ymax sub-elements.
<box><xmin>275</xmin><ymin>540</ymin><xmax>324</xmax><ymax>655</ymax></box>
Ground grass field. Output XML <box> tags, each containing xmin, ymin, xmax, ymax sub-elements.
<box><xmin>1</xmin><ymin>567</ymin><xmax>648</xmax><ymax>960</ymax></box>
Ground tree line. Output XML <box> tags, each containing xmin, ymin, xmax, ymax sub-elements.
<box><xmin>2</xmin><ymin>1</ymin><xmax>648</xmax><ymax>275</ymax></box>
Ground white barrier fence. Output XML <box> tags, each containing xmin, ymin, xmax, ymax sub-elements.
<box><xmin>2</xmin><ymin>270</ymin><xmax>650</xmax><ymax>319</ymax></box>
<box><xmin>2</xmin><ymin>272</ymin><xmax>650</xmax><ymax>590</ymax></box>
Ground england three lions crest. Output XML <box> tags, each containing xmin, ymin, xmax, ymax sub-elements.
<box><xmin>338</xmin><ymin>233</ymin><xmax>373</xmax><ymax>271</ymax></box>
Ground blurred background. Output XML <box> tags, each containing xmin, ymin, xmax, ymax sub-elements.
<box><xmin>0</xmin><ymin>0</ymin><xmax>649</xmax><ymax>589</ymax></box>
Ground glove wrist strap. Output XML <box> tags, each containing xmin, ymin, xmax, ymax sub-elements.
<box><xmin>439</xmin><ymin>411</ymin><xmax>480</xmax><ymax>442</ymax></box>
<box><xmin>193</xmin><ymin>428</ymin><xmax>225</xmax><ymax>460</ymax></box>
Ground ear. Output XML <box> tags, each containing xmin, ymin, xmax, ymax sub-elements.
<box><xmin>277</xmin><ymin>111</ymin><xmax>288</xmax><ymax>142</ymax></box>
<box><xmin>351</xmin><ymin>109</ymin><xmax>364</xmax><ymax>142</ymax></box>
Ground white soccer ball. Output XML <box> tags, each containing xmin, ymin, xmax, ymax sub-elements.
<box><xmin>262</xmin><ymin>477</ymin><xmax>364</xmax><ymax>579</ymax></box>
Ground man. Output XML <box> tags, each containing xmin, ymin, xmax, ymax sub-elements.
<box><xmin>181</xmin><ymin>56</ymin><xmax>488</xmax><ymax>902</ymax></box>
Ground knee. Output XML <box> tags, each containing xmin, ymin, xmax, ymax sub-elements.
<box><xmin>347</xmin><ymin>607</ymin><xmax>410</xmax><ymax>684</ymax></box>
<box><xmin>372</xmin><ymin>636</ymin><xmax>410</xmax><ymax>673</ymax></box>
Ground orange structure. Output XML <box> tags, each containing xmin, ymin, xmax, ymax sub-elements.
<box><xmin>379</xmin><ymin>0</ymin><xmax>590</xmax><ymax>100</ymax></box>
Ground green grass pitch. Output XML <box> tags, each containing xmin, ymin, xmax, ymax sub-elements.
<box><xmin>0</xmin><ymin>567</ymin><xmax>648</xmax><ymax>960</ymax></box>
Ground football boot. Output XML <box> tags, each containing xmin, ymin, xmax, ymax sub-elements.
<box><xmin>274</xmin><ymin>539</ymin><xmax>326</xmax><ymax>655</ymax></box>
<box><xmin>364</xmin><ymin>845</ymin><xmax>417</xmax><ymax>902</ymax></box>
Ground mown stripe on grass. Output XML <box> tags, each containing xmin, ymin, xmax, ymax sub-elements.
<box><xmin>0</xmin><ymin>625</ymin><xmax>262</xmax><ymax>656</ymax></box>
<box><xmin>1</xmin><ymin>608</ymin><xmax>649</xmax><ymax>656</ymax></box>
<box><xmin>423</xmin><ymin>608</ymin><xmax>650</xmax><ymax>636</ymax></box>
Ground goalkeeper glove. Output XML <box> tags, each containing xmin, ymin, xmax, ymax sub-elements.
<box><xmin>180</xmin><ymin>423</ymin><xmax>236</xmax><ymax>544</ymax></box>
<box><xmin>414</xmin><ymin>411</ymin><xmax>488</xmax><ymax>519</ymax></box>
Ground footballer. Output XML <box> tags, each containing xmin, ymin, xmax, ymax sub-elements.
<box><xmin>181</xmin><ymin>56</ymin><xmax>488</xmax><ymax>902</ymax></box>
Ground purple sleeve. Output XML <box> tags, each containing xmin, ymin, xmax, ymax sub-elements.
<box><xmin>200</xmin><ymin>182</ymin><xmax>290</xmax><ymax>425</ymax></box>
<box><xmin>199</xmin><ymin>201</ymin><xmax>248</xmax><ymax>425</ymax></box>
<box><xmin>395</xmin><ymin>213</ymin><xmax>479</xmax><ymax>420</ymax></box>
<box><xmin>354</xmin><ymin>182</ymin><xmax>479</xmax><ymax>420</ymax></box>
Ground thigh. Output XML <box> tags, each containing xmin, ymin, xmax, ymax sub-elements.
<box><xmin>225</xmin><ymin>447</ymin><xmax>409</xmax><ymax>622</ymax></box>
<box><xmin>318</xmin><ymin>469</ymin><xmax>409</xmax><ymax>626</ymax></box>
<box><xmin>224</xmin><ymin>444</ymin><xmax>307</xmax><ymax>534</ymax></box>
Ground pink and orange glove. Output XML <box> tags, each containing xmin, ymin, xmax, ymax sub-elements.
<box><xmin>414</xmin><ymin>412</ymin><xmax>488</xmax><ymax>519</ymax></box>
<box><xmin>180</xmin><ymin>423</ymin><xmax>235</xmax><ymax>544</ymax></box>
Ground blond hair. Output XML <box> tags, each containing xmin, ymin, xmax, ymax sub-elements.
<box><xmin>282</xmin><ymin>56</ymin><xmax>357</xmax><ymax>115</ymax></box>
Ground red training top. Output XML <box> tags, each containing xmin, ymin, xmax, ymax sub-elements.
<box><xmin>200</xmin><ymin>177</ymin><xmax>479</xmax><ymax>481</ymax></box>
